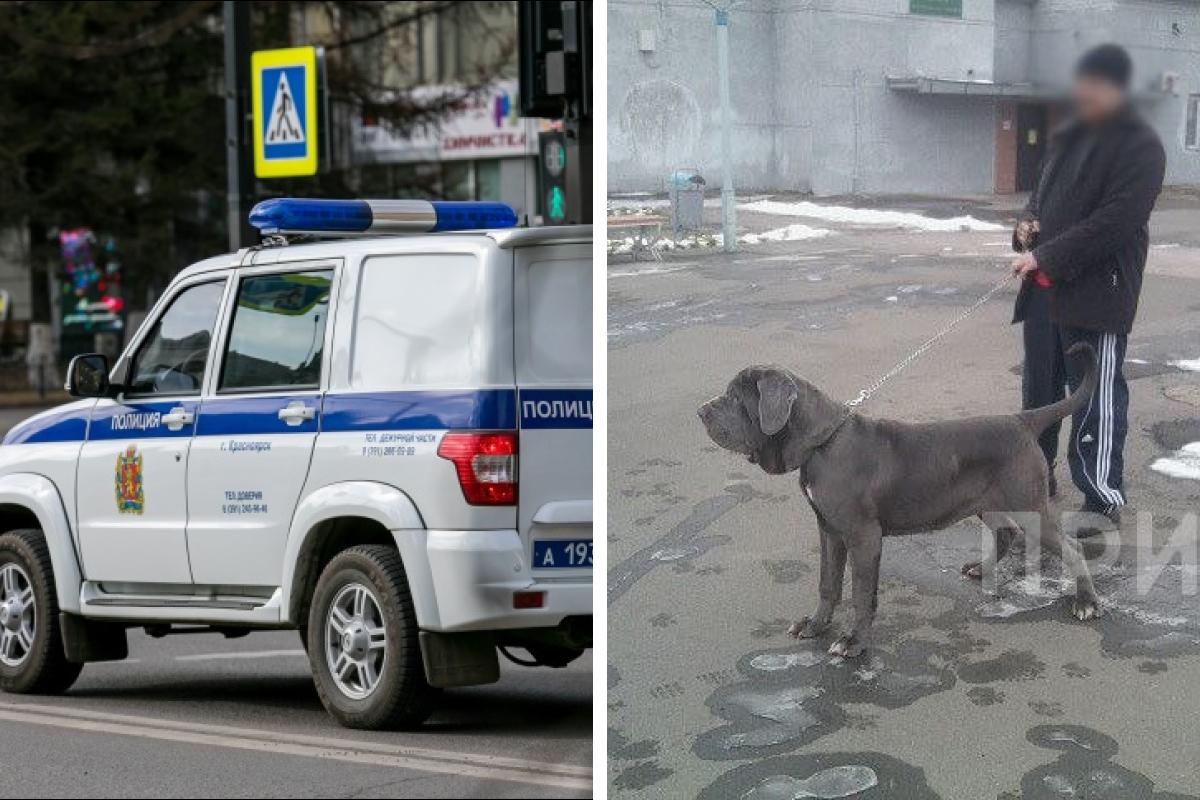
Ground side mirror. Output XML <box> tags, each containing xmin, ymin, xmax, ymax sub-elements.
<box><xmin>65</xmin><ymin>353</ymin><xmax>112</xmax><ymax>398</ymax></box>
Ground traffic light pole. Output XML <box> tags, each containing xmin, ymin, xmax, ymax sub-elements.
<box><xmin>223</xmin><ymin>1</ymin><xmax>255</xmax><ymax>250</ymax></box>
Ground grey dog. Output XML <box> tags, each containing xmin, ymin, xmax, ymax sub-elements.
<box><xmin>698</xmin><ymin>343</ymin><xmax>1101</xmax><ymax>658</ymax></box>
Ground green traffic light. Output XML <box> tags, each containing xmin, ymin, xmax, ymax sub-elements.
<box><xmin>548</xmin><ymin>186</ymin><xmax>566</xmax><ymax>221</ymax></box>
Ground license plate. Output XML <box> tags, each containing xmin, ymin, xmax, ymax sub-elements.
<box><xmin>533</xmin><ymin>539</ymin><xmax>593</xmax><ymax>569</ymax></box>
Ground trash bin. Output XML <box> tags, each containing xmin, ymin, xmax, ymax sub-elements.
<box><xmin>667</xmin><ymin>168</ymin><xmax>706</xmax><ymax>236</ymax></box>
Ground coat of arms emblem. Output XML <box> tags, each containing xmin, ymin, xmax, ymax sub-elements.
<box><xmin>115</xmin><ymin>444</ymin><xmax>144</xmax><ymax>515</ymax></box>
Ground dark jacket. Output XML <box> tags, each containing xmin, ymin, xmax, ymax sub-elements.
<box><xmin>1012</xmin><ymin>105</ymin><xmax>1166</xmax><ymax>334</ymax></box>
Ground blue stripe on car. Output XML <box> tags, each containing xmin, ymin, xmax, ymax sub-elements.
<box><xmin>320</xmin><ymin>389</ymin><xmax>516</xmax><ymax>432</ymax></box>
<box><xmin>2</xmin><ymin>388</ymin><xmax>585</xmax><ymax>443</ymax></box>
<box><xmin>88</xmin><ymin>400</ymin><xmax>201</xmax><ymax>441</ymax></box>
<box><xmin>196</xmin><ymin>395</ymin><xmax>320</xmax><ymax>436</ymax></box>
<box><xmin>2</xmin><ymin>407</ymin><xmax>91</xmax><ymax>445</ymax></box>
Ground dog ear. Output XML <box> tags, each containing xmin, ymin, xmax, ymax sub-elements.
<box><xmin>757</xmin><ymin>370</ymin><xmax>797</xmax><ymax>436</ymax></box>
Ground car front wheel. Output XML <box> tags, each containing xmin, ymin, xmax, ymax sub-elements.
<box><xmin>0</xmin><ymin>529</ymin><xmax>82</xmax><ymax>694</ymax></box>
<box><xmin>307</xmin><ymin>545</ymin><xmax>436</xmax><ymax>729</ymax></box>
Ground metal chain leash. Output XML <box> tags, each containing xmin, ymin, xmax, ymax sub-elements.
<box><xmin>846</xmin><ymin>271</ymin><xmax>1018</xmax><ymax>408</ymax></box>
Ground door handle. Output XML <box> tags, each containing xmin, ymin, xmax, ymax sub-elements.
<box><xmin>278</xmin><ymin>401</ymin><xmax>316</xmax><ymax>426</ymax></box>
<box><xmin>162</xmin><ymin>407</ymin><xmax>194</xmax><ymax>431</ymax></box>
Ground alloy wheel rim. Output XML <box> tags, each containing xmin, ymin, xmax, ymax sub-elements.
<box><xmin>0</xmin><ymin>563</ymin><xmax>35</xmax><ymax>667</ymax></box>
<box><xmin>325</xmin><ymin>582</ymin><xmax>387</xmax><ymax>699</ymax></box>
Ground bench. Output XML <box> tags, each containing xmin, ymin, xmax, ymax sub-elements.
<box><xmin>607</xmin><ymin>214</ymin><xmax>668</xmax><ymax>262</ymax></box>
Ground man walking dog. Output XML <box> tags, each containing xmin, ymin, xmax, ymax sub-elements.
<box><xmin>1010</xmin><ymin>43</ymin><xmax>1165</xmax><ymax>533</ymax></box>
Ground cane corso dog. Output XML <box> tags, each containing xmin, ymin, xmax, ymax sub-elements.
<box><xmin>698</xmin><ymin>343</ymin><xmax>1100</xmax><ymax>658</ymax></box>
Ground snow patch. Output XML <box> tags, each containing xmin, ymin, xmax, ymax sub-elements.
<box><xmin>739</xmin><ymin>223</ymin><xmax>833</xmax><ymax>245</ymax></box>
<box><xmin>608</xmin><ymin>224</ymin><xmax>832</xmax><ymax>255</ymax></box>
<box><xmin>738</xmin><ymin>199</ymin><xmax>1006</xmax><ymax>232</ymax></box>
<box><xmin>1150</xmin><ymin>442</ymin><xmax>1200</xmax><ymax>481</ymax></box>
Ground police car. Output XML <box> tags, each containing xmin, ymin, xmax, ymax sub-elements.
<box><xmin>0</xmin><ymin>199</ymin><xmax>592</xmax><ymax>729</ymax></box>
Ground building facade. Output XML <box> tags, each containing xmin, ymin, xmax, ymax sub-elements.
<box><xmin>608</xmin><ymin>0</ymin><xmax>1200</xmax><ymax>196</ymax></box>
<box><xmin>326</xmin><ymin>1</ymin><xmax>548</xmax><ymax>222</ymax></box>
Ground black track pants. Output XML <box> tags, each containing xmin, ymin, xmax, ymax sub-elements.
<box><xmin>1021</xmin><ymin>286</ymin><xmax>1128</xmax><ymax>512</ymax></box>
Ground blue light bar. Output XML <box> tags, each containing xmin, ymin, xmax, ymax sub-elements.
<box><xmin>249</xmin><ymin>198</ymin><xmax>517</xmax><ymax>236</ymax></box>
<box><xmin>430</xmin><ymin>201</ymin><xmax>518</xmax><ymax>232</ymax></box>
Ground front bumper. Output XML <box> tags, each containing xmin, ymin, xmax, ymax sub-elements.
<box><xmin>394</xmin><ymin>528</ymin><xmax>592</xmax><ymax>632</ymax></box>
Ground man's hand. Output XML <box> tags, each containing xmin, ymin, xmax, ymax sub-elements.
<box><xmin>1011</xmin><ymin>252</ymin><xmax>1040</xmax><ymax>278</ymax></box>
<box><xmin>1015</xmin><ymin>218</ymin><xmax>1040</xmax><ymax>251</ymax></box>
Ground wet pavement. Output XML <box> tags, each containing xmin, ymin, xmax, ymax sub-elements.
<box><xmin>607</xmin><ymin>193</ymin><xmax>1200</xmax><ymax>798</ymax></box>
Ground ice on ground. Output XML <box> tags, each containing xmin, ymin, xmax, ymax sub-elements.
<box><xmin>738</xmin><ymin>199</ymin><xmax>1006</xmax><ymax>232</ymax></box>
<box><xmin>1150</xmin><ymin>442</ymin><xmax>1200</xmax><ymax>480</ymax></box>
<box><xmin>749</xmin><ymin>650</ymin><xmax>827</xmax><ymax>671</ymax></box>
<box><xmin>743</xmin><ymin>766</ymin><xmax>879</xmax><ymax>799</ymax></box>
<box><xmin>608</xmin><ymin>264</ymin><xmax>692</xmax><ymax>279</ymax></box>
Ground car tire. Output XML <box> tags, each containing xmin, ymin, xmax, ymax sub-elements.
<box><xmin>0</xmin><ymin>529</ymin><xmax>83</xmax><ymax>694</ymax></box>
<box><xmin>307</xmin><ymin>545</ymin><xmax>437</xmax><ymax>729</ymax></box>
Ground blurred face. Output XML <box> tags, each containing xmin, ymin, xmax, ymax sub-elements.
<box><xmin>1072</xmin><ymin>75</ymin><xmax>1125</xmax><ymax>124</ymax></box>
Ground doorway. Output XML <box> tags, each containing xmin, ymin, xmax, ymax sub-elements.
<box><xmin>1016</xmin><ymin>104</ymin><xmax>1047</xmax><ymax>192</ymax></box>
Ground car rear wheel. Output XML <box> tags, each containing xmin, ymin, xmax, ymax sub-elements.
<box><xmin>0</xmin><ymin>529</ymin><xmax>82</xmax><ymax>694</ymax></box>
<box><xmin>307</xmin><ymin>545</ymin><xmax>436</xmax><ymax>729</ymax></box>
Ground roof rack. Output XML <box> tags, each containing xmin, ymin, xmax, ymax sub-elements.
<box><xmin>249</xmin><ymin>198</ymin><xmax>518</xmax><ymax>245</ymax></box>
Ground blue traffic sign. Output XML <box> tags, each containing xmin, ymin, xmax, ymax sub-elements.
<box><xmin>252</xmin><ymin>47</ymin><xmax>318</xmax><ymax>178</ymax></box>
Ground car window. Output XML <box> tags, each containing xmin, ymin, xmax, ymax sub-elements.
<box><xmin>352</xmin><ymin>254</ymin><xmax>479</xmax><ymax>389</ymax></box>
<box><xmin>219</xmin><ymin>270</ymin><xmax>332</xmax><ymax>392</ymax></box>
<box><xmin>127</xmin><ymin>280</ymin><xmax>226</xmax><ymax>396</ymax></box>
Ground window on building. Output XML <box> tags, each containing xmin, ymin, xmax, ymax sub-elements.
<box><xmin>1187</xmin><ymin>95</ymin><xmax>1200</xmax><ymax>151</ymax></box>
<box><xmin>476</xmin><ymin>159</ymin><xmax>502</xmax><ymax>201</ymax></box>
<box><xmin>443</xmin><ymin>161</ymin><xmax>474</xmax><ymax>200</ymax></box>
<box><xmin>219</xmin><ymin>270</ymin><xmax>332</xmax><ymax>392</ymax></box>
<box><xmin>910</xmin><ymin>0</ymin><xmax>963</xmax><ymax>18</ymax></box>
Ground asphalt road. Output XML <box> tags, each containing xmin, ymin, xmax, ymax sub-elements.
<box><xmin>0</xmin><ymin>411</ymin><xmax>592</xmax><ymax>797</ymax></box>
<box><xmin>607</xmin><ymin>192</ymin><xmax>1200</xmax><ymax>798</ymax></box>
<box><xmin>0</xmin><ymin>629</ymin><xmax>591</xmax><ymax>797</ymax></box>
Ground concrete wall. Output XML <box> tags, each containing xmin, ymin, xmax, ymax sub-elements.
<box><xmin>792</xmin><ymin>0</ymin><xmax>997</xmax><ymax>195</ymax></box>
<box><xmin>609</xmin><ymin>0</ymin><xmax>1200</xmax><ymax>195</ymax></box>
<box><xmin>608</xmin><ymin>0</ymin><xmax>780</xmax><ymax>193</ymax></box>
<box><xmin>609</xmin><ymin>0</ymin><xmax>999</xmax><ymax>195</ymax></box>
<box><xmin>995</xmin><ymin>0</ymin><xmax>1035</xmax><ymax>84</ymax></box>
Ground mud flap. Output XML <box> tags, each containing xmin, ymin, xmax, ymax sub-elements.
<box><xmin>60</xmin><ymin>612</ymin><xmax>129</xmax><ymax>664</ymax></box>
<box><xmin>419</xmin><ymin>631</ymin><xmax>500</xmax><ymax>688</ymax></box>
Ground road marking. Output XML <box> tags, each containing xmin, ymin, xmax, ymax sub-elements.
<box><xmin>0</xmin><ymin>701</ymin><xmax>592</xmax><ymax>792</ymax></box>
<box><xmin>175</xmin><ymin>649</ymin><xmax>306</xmax><ymax>662</ymax></box>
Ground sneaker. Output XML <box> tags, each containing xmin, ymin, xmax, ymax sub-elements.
<box><xmin>1072</xmin><ymin>503</ymin><xmax>1120</xmax><ymax>539</ymax></box>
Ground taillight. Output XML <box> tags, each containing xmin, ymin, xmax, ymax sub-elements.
<box><xmin>437</xmin><ymin>432</ymin><xmax>518</xmax><ymax>505</ymax></box>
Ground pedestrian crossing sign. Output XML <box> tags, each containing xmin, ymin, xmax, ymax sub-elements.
<box><xmin>252</xmin><ymin>46</ymin><xmax>319</xmax><ymax>178</ymax></box>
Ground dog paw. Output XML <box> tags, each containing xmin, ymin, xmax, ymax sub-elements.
<box><xmin>787</xmin><ymin>616</ymin><xmax>829</xmax><ymax>639</ymax></box>
<box><xmin>828</xmin><ymin>634</ymin><xmax>864</xmax><ymax>658</ymax></box>
<box><xmin>961</xmin><ymin>561</ymin><xmax>983</xmax><ymax>581</ymax></box>
<box><xmin>1071</xmin><ymin>596</ymin><xmax>1102</xmax><ymax>621</ymax></box>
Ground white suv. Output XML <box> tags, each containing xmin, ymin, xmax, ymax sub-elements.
<box><xmin>0</xmin><ymin>199</ymin><xmax>592</xmax><ymax>729</ymax></box>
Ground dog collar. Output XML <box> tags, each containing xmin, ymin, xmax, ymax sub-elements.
<box><xmin>800</xmin><ymin>407</ymin><xmax>854</xmax><ymax>471</ymax></box>
<box><xmin>816</xmin><ymin>408</ymin><xmax>853</xmax><ymax>449</ymax></box>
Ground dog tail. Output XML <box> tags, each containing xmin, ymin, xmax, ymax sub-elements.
<box><xmin>1019</xmin><ymin>343</ymin><xmax>1098</xmax><ymax>434</ymax></box>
